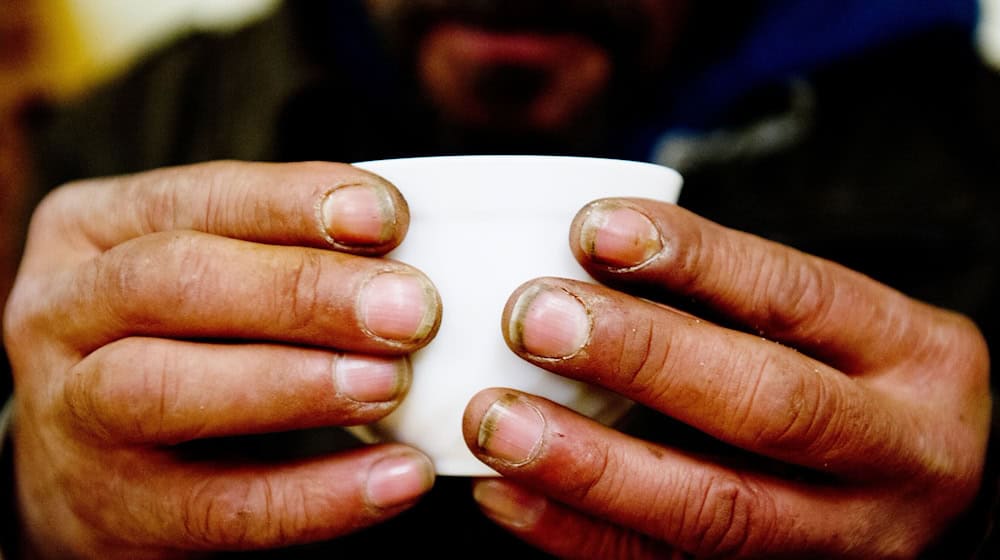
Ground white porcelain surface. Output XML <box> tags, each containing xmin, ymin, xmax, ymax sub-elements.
<box><xmin>352</xmin><ymin>155</ymin><xmax>683</xmax><ymax>476</ymax></box>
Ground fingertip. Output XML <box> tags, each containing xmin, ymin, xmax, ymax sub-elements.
<box><xmin>462</xmin><ymin>388</ymin><xmax>511</xmax><ymax>447</ymax></box>
<box><xmin>472</xmin><ymin>478</ymin><xmax>547</xmax><ymax>530</ymax></box>
<box><xmin>463</xmin><ymin>390</ymin><xmax>547</xmax><ymax>468</ymax></box>
<box><xmin>364</xmin><ymin>449</ymin><xmax>436</xmax><ymax>510</ymax></box>
<box><xmin>320</xmin><ymin>170</ymin><xmax>410</xmax><ymax>255</ymax></box>
<box><xmin>503</xmin><ymin>279</ymin><xmax>592</xmax><ymax>360</ymax></box>
<box><xmin>357</xmin><ymin>268</ymin><xmax>442</xmax><ymax>349</ymax></box>
<box><xmin>333</xmin><ymin>354</ymin><xmax>411</xmax><ymax>405</ymax></box>
<box><xmin>570</xmin><ymin>198</ymin><xmax>666</xmax><ymax>272</ymax></box>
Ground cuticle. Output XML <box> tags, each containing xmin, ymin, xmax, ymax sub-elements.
<box><xmin>508</xmin><ymin>284</ymin><xmax>544</xmax><ymax>352</ymax></box>
<box><xmin>319</xmin><ymin>181</ymin><xmax>397</xmax><ymax>249</ymax></box>
<box><xmin>509</xmin><ymin>282</ymin><xmax>593</xmax><ymax>362</ymax></box>
<box><xmin>579</xmin><ymin>199</ymin><xmax>617</xmax><ymax>257</ymax></box>
<box><xmin>478</xmin><ymin>394</ymin><xmax>546</xmax><ymax>467</ymax></box>
<box><xmin>374</xmin><ymin>182</ymin><xmax>398</xmax><ymax>243</ymax></box>
<box><xmin>317</xmin><ymin>181</ymin><xmax>364</xmax><ymax>248</ymax></box>
<box><xmin>603</xmin><ymin>203</ymin><xmax>667</xmax><ymax>274</ymax></box>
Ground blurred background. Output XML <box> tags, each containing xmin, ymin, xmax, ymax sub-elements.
<box><xmin>1</xmin><ymin>0</ymin><xmax>279</xmax><ymax>115</ymax></box>
<box><xmin>2</xmin><ymin>0</ymin><xmax>998</xmax><ymax>118</ymax></box>
<box><xmin>0</xmin><ymin>0</ymin><xmax>277</xmax><ymax>255</ymax></box>
<box><xmin>1</xmin><ymin>0</ymin><xmax>999</xmax><ymax>197</ymax></box>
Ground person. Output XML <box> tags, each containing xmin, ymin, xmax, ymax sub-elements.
<box><xmin>2</xmin><ymin>0</ymin><xmax>998</xmax><ymax>557</ymax></box>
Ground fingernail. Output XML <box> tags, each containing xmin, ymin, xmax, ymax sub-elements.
<box><xmin>334</xmin><ymin>355</ymin><xmax>408</xmax><ymax>403</ymax></box>
<box><xmin>477</xmin><ymin>394</ymin><xmax>546</xmax><ymax>465</ymax></box>
<box><xmin>508</xmin><ymin>284</ymin><xmax>590</xmax><ymax>359</ymax></box>
<box><xmin>473</xmin><ymin>480</ymin><xmax>546</xmax><ymax>529</ymax></box>
<box><xmin>321</xmin><ymin>183</ymin><xmax>395</xmax><ymax>246</ymax></box>
<box><xmin>359</xmin><ymin>272</ymin><xmax>439</xmax><ymax>343</ymax></box>
<box><xmin>579</xmin><ymin>201</ymin><xmax>662</xmax><ymax>268</ymax></box>
<box><xmin>365</xmin><ymin>453</ymin><xmax>435</xmax><ymax>509</ymax></box>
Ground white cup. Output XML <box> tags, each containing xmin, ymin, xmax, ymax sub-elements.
<box><xmin>352</xmin><ymin>155</ymin><xmax>682</xmax><ymax>476</ymax></box>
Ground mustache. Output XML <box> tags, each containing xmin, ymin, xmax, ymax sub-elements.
<box><xmin>371</xmin><ymin>0</ymin><xmax>654</xmax><ymax>57</ymax></box>
<box><xmin>402</xmin><ymin>0</ymin><xmax>646</xmax><ymax>29</ymax></box>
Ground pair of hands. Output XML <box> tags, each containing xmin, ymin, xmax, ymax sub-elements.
<box><xmin>4</xmin><ymin>161</ymin><xmax>990</xmax><ymax>558</ymax></box>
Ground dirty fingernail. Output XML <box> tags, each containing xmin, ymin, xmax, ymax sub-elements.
<box><xmin>473</xmin><ymin>479</ymin><xmax>547</xmax><ymax>529</ymax></box>
<box><xmin>359</xmin><ymin>272</ymin><xmax>439</xmax><ymax>343</ymax></box>
<box><xmin>477</xmin><ymin>394</ymin><xmax>546</xmax><ymax>465</ymax></box>
<box><xmin>508</xmin><ymin>283</ymin><xmax>590</xmax><ymax>359</ymax></box>
<box><xmin>579</xmin><ymin>201</ymin><xmax>662</xmax><ymax>268</ymax></box>
<box><xmin>334</xmin><ymin>355</ymin><xmax>408</xmax><ymax>403</ymax></box>
<box><xmin>322</xmin><ymin>183</ymin><xmax>395</xmax><ymax>246</ymax></box>
<box><xmin>365</xmin><ymin>453</ymin><xmax>435</xmax><ymax>509</ymax></box>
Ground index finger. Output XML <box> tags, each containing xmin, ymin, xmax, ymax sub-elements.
<box><xmin>22</xmin><ymin>160</ymin><xmax>409</xmax><ymax>269</ymax></box>
<box><xmin>570</xmin><ymin>198</ymin><xmax>967</xmax><ymax>372</ymax></box>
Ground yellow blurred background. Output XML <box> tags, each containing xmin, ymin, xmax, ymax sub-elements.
<box><xmin>0</xmin><ymin>0</ymin><xmax>277</xmax><ymax>278</ymax></box>
<box><xmin>1</xmin><ymin>0</ymin><xmax>278</xmax><ymax>116</ymax></box>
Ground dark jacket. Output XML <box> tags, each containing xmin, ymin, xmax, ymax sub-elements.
<box><xmin>12</xmin><ymin>1</ymin><xmax>1000</xmax><ymax>557</ymax></box>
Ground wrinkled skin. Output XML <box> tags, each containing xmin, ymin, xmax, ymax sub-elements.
<box><xmin>5</xmin><ymin>162</ymin><xmax>990</xmax><ymax>558</ymax></box>
<box><xmin>462</xmin><ymin>198</ymin><xmax>991</xmax><ymax>558</ymax></box>
<box><xmin>4</xmin><ymin>0</ymin><xmax>993</xmax><ymax>557</ymax></box>
<box><xmin>5</xmin><ymin>162</ymin><xmax>442</xmax><ymax>557</ymax></box>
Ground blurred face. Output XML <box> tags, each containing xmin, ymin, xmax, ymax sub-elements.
<box><xmin>365</xmin><ymin>0</ymin><xmax>688</xmax><ymax>133</ymax></box>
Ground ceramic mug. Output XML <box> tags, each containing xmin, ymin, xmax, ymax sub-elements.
<box><xmin>351</xmin><ymin>155</ymin><xmax>682</xmax><ymax>475</ymax></box>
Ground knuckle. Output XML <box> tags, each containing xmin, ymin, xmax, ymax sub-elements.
<box><xmin>137</xmin><ymin>176</ymin><xmax>186</xmax><ymax>233</ymax></box>
<box><xmin>275</xmin><ymin>251</ymin><xmax>326</xmax><ymax>330</ymax></box>
<box><xmin>30</xmin><ymin>181</ymin><xmax>84</xmax><ymax>229</ymax></box>
<box><xmin>558</xmin><ymin>439</ymin><xmax>616</xmax><ymax>505</ymax></box>
<box><xmin>66</xmin><ymin>343</ymin><xmax>187</xmax><ymax>444</ymax></box>
<box><xmin>163</xmin><ymin>233</ymin><xmax>222</xmax><ymax>309</ymax></box>
<box><xmin>132</xmin><ymin>349</ymin><xmax>185</xmax><ymax>443</ymax></box>
<box><xmin>930</xmin><ymin>310</ymin><xmax>990</xmax><ymax>390</ymax></box>
<box><xmin>667</xmin><ymin>221</ymin><xmax>705</xmax><ymax>289</ymax></box>
<box><xmin>760</xmin><ymin>254</ymin><xmax>834</xmax><ymax>338</ymax></box>
<box><xmin>613</xmin><ymin>316</ymin><xmax>669</xmax><ymax>393</ymax></box>
<box><xmin>181</xmin><ymin>476</ymin><xmax>304</xmax><ymax>550</ymax></box>
<box><xmin>1</xmin><ymin>282</ymin><xmax>37</xmax><ymax>353</ymax></box>
<box><xmin>193</xmin><ymin>164</ymin><xmax>238</xmax><ymax>233</ymax></box>
<box><xmin>182</xmin><ymin>477</ymin><xmax>256</xmax><ymax>548</ymax></box>
<box><xmin>63</xmin><ymin>360</ymin><xmax>112</xmax><ymax>440</ymax></box>
<box><xmin>738</xmin><ymin>358</ymin><xmax>836</xmax><ymax>454</ymax></box>
<box><xmin>95</xmin><ymin>233</ymin><xmax>206</xmax><ymax>325</ymax></box>
<box><xmin>675</xmin><ymin>473</ymin><xmax>767</xmax><ymax>558</ymax></box>
<box><xmin>3</xmin><ymin>190</ymin><xmax>91</xmax><ymax>347</ymax></box>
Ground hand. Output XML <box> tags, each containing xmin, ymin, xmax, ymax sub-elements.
<box><xmin>4</xmin><ymin>161</ymin><xmax>441</xmax><ymax>557</ymax></box>
<box><xmin>463</xmin><ymin>198</ymin><xmax>991</xmax><ymax>558</ymax></box>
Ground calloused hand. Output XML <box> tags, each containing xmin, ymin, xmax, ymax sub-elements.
<box><xmin>464</xmin><ymin>198</ymin><xmax>990</xmax><ymax>558</ymax></box>
<box><xmin>4</xmin><ymin>161</ymin><xmax>441</xmax><ymax>558</ymax></box>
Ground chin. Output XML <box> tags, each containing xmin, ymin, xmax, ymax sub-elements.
<box><xmin>417</xmin><ymin>22</ymin><xmax>613</xmax><ymax>133</ymax></box>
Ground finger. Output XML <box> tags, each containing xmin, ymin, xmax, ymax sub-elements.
<box><xmin>23</xmin><ymin>160</ymin><xmax>409</xmax><ymax>269</ymax></box>
<box><xmin>61</xmin><ymin>338</ymin><xmax>410</xmax><ymax>445</ymax></box>
<box><xmin>569</xmin><ymin>198</ymin><xmax>952</xmax><ymax>371</ymax></box>
<box><xmin>501</xmin><ymin>277</ymin><xmax>926</xmax><ymax>477</ymax></box>
<box><xmin>31</xmin><ymin>231</ymin><xmax>440</xmax><ymax>354</ymax></box>
<box><xmin>472</xmin><ymin>479</ymin><xmax>679</xmax><ymax>560</ymax></box>
<box><xmin>83</xmin><ymin>445</ymin><xmax>435</xmax><ymax>552</ymax></box>
<box><xmin>464</xmin><ymin>390</ymin><xmax>928</xmax><ymax>559</ymax></box>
